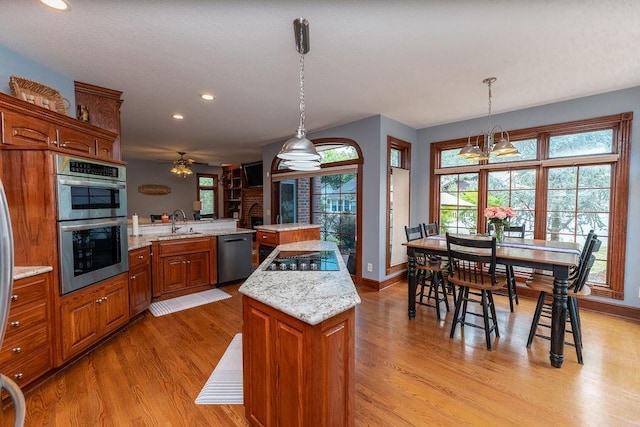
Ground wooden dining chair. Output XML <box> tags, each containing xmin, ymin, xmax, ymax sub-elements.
<box><xmin>421</xmin><ymin>222</ymin><xmax>456</xmax><ymax>306</ymax></box>
<box><xmin>405</xmin><ymin>225</ymin><xmax>450</xmax><ymax>320</ymax></box>
<box><xmin>498</xmin><ymin>223</ymin><xmax>525</xmax><ymax>312</ymax></box>
<box><xmin>525</xmin><ymin>235</ymin><xmax>601</xmax><ymax>364</ymax></box>
<box><xmin>446</xmin><ymin>233</ymin><xmax>504</xmax><ymax>350</ymax></box>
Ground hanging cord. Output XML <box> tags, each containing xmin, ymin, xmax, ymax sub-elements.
<box><xmin>297</xmin><ymin>26</ymin><xmax>306</xmax><ymax>135</ymax></box>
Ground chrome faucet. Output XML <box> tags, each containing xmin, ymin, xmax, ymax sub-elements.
<box><xmin>171</xmin><ymin>208</ymin><xmax>187</xmax><ymax>233</ymax></box>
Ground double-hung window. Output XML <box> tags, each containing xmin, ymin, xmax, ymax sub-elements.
<box><xmin>430</xmin><ymin>113</ymin><xmax>631</xmax><ymax>299</ymax></box>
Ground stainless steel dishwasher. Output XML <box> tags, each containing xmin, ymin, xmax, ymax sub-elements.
<box><xmin>217</xmin><ymin>233</ymin><xmax>253</xmax><ymax>284</ymax></box>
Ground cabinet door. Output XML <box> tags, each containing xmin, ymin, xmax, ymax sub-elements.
<box><xmin>95</xmin><ymin>137</ymin><xmax>114</xmax><ymax>160</ymax></box>
<box><xmin>1</xmin><ymin>110</ymin><xmax>56</xmax><ymax>147</ymax></box>
<box><xmin>129</xmin><ymin>263</ymin><xmax>151</xmax><ymax>317</ymax></box>
<box><xmin>186</xmin><ymin>252</ymin><xmax>210</xmax><ymax>288</ymax></box>
<box><xmin>57</xmin><ymin>126</ymin><xmax>96</xmax><ymax>156</ymax></box>
<box><xmin>100</xmin><ymin>276</ymin><xmax>129</xmax><ymax>336</ymax></box>
<box><xmin>60</xmin><ymin>289</ymin><xmax>100</xmax><ymax>361</ymax></box>
<box><xmin>161</xmin><ymin>255</ymin><xmax>187</xmax><ymax>293</ymax></box>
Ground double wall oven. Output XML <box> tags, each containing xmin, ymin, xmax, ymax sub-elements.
<box><xmin>55</xmin><ymin>155</ymin><xmax>128</xmax><ymax>295</ymax></box>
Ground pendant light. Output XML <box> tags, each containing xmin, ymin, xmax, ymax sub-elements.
<box><xmin>277</xmin><ymin>18</ymin><xmax>321</xmax><ymax>171</ymax></box>
<box><xmin>458</xmin><ymin>77</ymin><xmax>520</xmax><ymax>160</ymax></box>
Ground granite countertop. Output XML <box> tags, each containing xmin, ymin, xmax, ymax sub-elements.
<box><xmin>254</xmin><ymin>223</ymin><xmax>321</xmax><ymax>232</ymax></box>
<box><xmin>13</xmin><ymin>266</ymin><xmax>53</xmax><ymax>280</ymax></box>
<box><xmin>238</xmin><ymin>240</ymin><xmax>361</xmax><ymax>325</ymax></box>
<box><xmin>128</xmin><ymin>227</ymin><xmax>255</xmax><ymax>251</ymax></box>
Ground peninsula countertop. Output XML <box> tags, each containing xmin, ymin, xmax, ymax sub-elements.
<box><xmin>254</xmin><ymin>223</ymin><xmax>321</xmax><ymax>233</ymax></box>
<box><xmin>238</xmin><ymin>240</ymin><xmax>361</xmax><ymax>325</ymax></box>
<box><xmin>127</xmin><ymin>218</ymin><xmax>254</xmax><ymax>251</ymax></box>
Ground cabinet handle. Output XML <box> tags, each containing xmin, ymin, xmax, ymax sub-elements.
<box><xmin>11</xmin><ymin>294</ymin><xmax>18</xmax><ymax>302</ymax></box>
<box><xmin>96</xmin><ymin>299</ymin><xmax>103</xmax><ymax>304</ymax></box>
<box><xmin>187</xmin><ymin>261</ymin><xmax>191</xmax><ymax>264</ymax></box>
<box><xmin>13</xmin><ymin>373</ymin><xmax>23</xmax><ymax>380</ymax></box>
<box><xmin>131</xmin><ymin>274</ymin><xmax>137</xmax><ymax>280</ymax></box>
<box><xmin>102</xmin><ymin>296</ymin><xmax>108</xmax><ymax>301</ymax></box>
<box><xmin>137</xmin><ymin>255</ymin><xmax>144</xmax><ymax>259</ymax></box>
<box><xmin>183</xmin><ymin>261</ymin><xmax>187</xmax><ymax>264</ymax></box>
<box><xmin>11</xmin><ymin>321</ymin><xmax>20</xmax><ymax>327</ymax></box>
<box><xmin>12</xmin><ymin>347</ymin><xmax>21</xmax><ymax>354</ymax></box>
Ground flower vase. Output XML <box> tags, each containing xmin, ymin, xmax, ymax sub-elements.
<box><xmin>494</xmin><ymin>222</ymin><xmax>505</xmax><ymax>243</ymax></box>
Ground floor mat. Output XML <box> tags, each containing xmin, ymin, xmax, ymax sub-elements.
<box><xmin>195</xmin><ymin>333</ymin><xmax>243</xmax><ymax>405</ymax></box>
<box><xmin>148</xmin><ymin>288</ymin><xmax>231</xmax><ymax>317</ymax></box>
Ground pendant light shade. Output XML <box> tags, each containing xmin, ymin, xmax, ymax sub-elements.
<box><xmin>277</xmin><ymin>18</ymin><xmax>321</xmax><ymax>169</ymax></box>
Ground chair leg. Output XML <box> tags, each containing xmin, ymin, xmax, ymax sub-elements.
<box><xmin>487</xmin><ymin>291</ymin><xmax>499</xmax><ymax>338</ymax></box>
<box><xmin>449</xmin><ymin>285</ymin><xmax>465</xmax><ymax>339</ymax></box>
<box><xmin>568</xmin><ymin>297</ymin><xmax>584</xmax><ymax>364</ymax></box>
<box><xmin>480</xmin><ymin>290</ymin><xmax>493</xmax><ymax>350</ymax></box>
<box><xmin>438</xmin><ymin>272</ymin><xmax>450</xmax><ymax>312</ymax></box>
<box><xmin>527</xmin><ymin>292</ymin><xmax>547</xmax><ymax>348</ymax></box>
<box><xmin>505</xmin><ymin>266</ymin><xmax>519</xmax><ymax>312</ymax></box>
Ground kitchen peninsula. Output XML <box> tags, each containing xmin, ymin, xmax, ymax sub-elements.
<box><xmin>239</xmin><ymin>240</ymin><xmax>360</xmax><ymax>426</ymax></box>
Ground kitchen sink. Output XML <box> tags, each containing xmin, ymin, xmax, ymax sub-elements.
<box><xmin>155</xmin><ymin>231</ymin><xmax>202</xmax><ymax>238</ymax></box>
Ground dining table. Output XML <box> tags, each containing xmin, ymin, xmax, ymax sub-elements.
<box><xmin>404</xmin><ymin>234</ymin><xmax>580</xmax><ymax>368</ymax></box>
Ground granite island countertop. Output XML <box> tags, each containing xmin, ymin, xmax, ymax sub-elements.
<box><xmin>254</xmin><ymin>223</ymin><xmax>321</xmax><ymax>233</ymax></box>
<box><xmin>238</xmin><ymin>240</ymin><xmax>360</xmax><ymax>325</ymax></box>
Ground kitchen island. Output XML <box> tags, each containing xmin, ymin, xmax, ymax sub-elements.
<box><xmin>239</xmin><ymin>240</ymin><xmax>360</xmax><ymax>427</ymax></box>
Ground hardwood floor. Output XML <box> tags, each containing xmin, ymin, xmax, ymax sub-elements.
<box><xmin>3</xmin><ymin>282</ymin><xmax>640</xmax><ymax>426</ymax></box>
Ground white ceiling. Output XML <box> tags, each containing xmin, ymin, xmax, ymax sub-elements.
<box><xmin>1</xmin><ymin>1</ymin><xmax>639</xmax><ymax>165</ymax></box>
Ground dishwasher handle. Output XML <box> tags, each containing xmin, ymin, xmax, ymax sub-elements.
<box><xmin>221</xmin><ymin>236</ymin><xmax>249</xmax><ymax>244</ymax></box>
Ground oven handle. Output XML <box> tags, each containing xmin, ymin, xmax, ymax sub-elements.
<box><xmin>57</xmin><ymin>178</ymin><xmax>126</xmax><ymax>190</ymax></box>
<box><xmin>59</xmin><ymin>219</ymin><xmax>126</xmax><ymax>232</ymax></box>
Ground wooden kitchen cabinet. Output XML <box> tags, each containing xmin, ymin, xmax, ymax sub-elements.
<box><xmin>256</xmin><ymin>226</ymin><xmax>321</xmax><ymax>264</ymax></box>
<box><xmin>0</xmin><ymin>92</ymin><xmax>119</xmax><ymax>161</ymax></box>
<box><xmin>1</xmin><ymin>109</ymin><xmax>57</xmax><ymax>147</ymax></box>
<box><xmin>59</xmin><ymin>273</ymin><xmax>129</xmax><ymax>362</ymax></box>
<box><xmin>243</xmin><ymin>296</ymin><xmax>355</xmax><ymax>427</ymax></box>
<box><xmin>0</xmin><ymin>271</ymin><xmax>54</xmax><ymax>392</ymax></box>
<box><xmin>128</xmin><ymin>246</ymin><xmax>152</xmax><ymax>317</ymax></box>
<box><xmin>57</xmin><ymin>125</ymin><xmax>96</xmax><ymax>156</ymax></box>
<box><xmin>152</xmin><ymin>237</ymin><xmax>217</xmax><ymax>300</ymax></box>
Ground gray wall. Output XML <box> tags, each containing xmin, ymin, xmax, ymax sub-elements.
<box><xmin>0</xmin><ymin>45</ymin><xmax>75</xmax><ymax>116</ymax></box>
<box><xmin>416</xmin><ymin>87</ymin><xmax>640</xmax><ymax>307</ymax></box>
<box><xmin>125</xmin><ymin>159</ymin><xmax>224</xmax><ymax>220</ymax></box>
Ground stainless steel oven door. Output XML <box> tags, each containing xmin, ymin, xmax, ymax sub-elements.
<box><xmin>58</xmin><ymin>217</ymin><xmax>129</xmax><ymax>295</ymax></box>
<box><xmin>56</xmin><ymin>177</ymin><xmax>127</xmax><ymax>221</ymax></box>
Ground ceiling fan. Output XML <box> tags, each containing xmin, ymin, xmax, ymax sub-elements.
<box><xmin>158</xmin><ymin>152</ymin><xmax>208</xmax><ymax>178</ymax></box>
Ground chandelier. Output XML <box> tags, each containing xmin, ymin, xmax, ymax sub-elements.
<box><xmin>170</xmin><ymin>152</ymin><xmax>193</xmax><ymax>178</ymax></box>
<box><xmin>458</xmin><ymin>77</ymin><xmax>520</xmax><ymax>160</ymax></box>
<box><xmin>276</xmin><ymin>18</ymin><xmax>321</xmax><ymax>171</ymax></box>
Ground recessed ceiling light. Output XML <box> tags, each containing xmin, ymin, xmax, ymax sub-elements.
<box><xmin>40</xmin><ymin>0</ymin><xmax>71</xmax><ymax>11</ymax></box>
<box><xmin>172</xmin><ymin>114</ymin><xmax>184</xmax><ymax>120</ymax></box>
<box><xmin>201</xmin><ymin>94</ymin><xmax>215</xmax><ymax>101</ymax></box>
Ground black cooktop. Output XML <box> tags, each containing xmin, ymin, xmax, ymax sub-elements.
<box><xmin>264</xmin><ymin>250</ymin><xmax>339</xmax><ymax>271</ymax></box>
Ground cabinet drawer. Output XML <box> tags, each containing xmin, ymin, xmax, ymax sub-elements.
<box><xmin>0</xmin><ymin>325</ymin><xmax>49</xmax><ymax>366</ymax></box>
<box><xmin>1</xmin><ymin>110</ymin><xmax>56</xmax><ymax>147</ymax></box>
<box><xmin>257</xmin><ymin>231</ymin><xmax>278</xmax><ymax>246</ymax></box>
<box><xmin>5</xmin><ymin>301</ymin><xmax>47</xmax><ymax>337</ymax></box>
<box><xmin>1</xmin><ymin>347</ymin><xmax>52</xmax><ymax>391</ymax></box>
<box><xmin>10</xmin><ymin>275</ymin><xmax>48</xmax><ymax>310</ymax></box>
<box><xmin>129</xmin><ymin>246</ymin><xmax>151</xmax><ymax>268</ymax></box>
<box><xmin>157</xmin><ymin>238</ymin><xmax>212</xmax><ymax>256</ymax></box>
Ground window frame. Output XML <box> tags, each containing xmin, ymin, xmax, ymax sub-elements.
<box><xmin>195</xmin><ymin>173</ymin><xmax>218</xmax><ymax>218</ymax></box>
<box><xmin>430</xmin><ymin>113</ymin><xmax>632</xmax><ymax>299</ymax></box>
